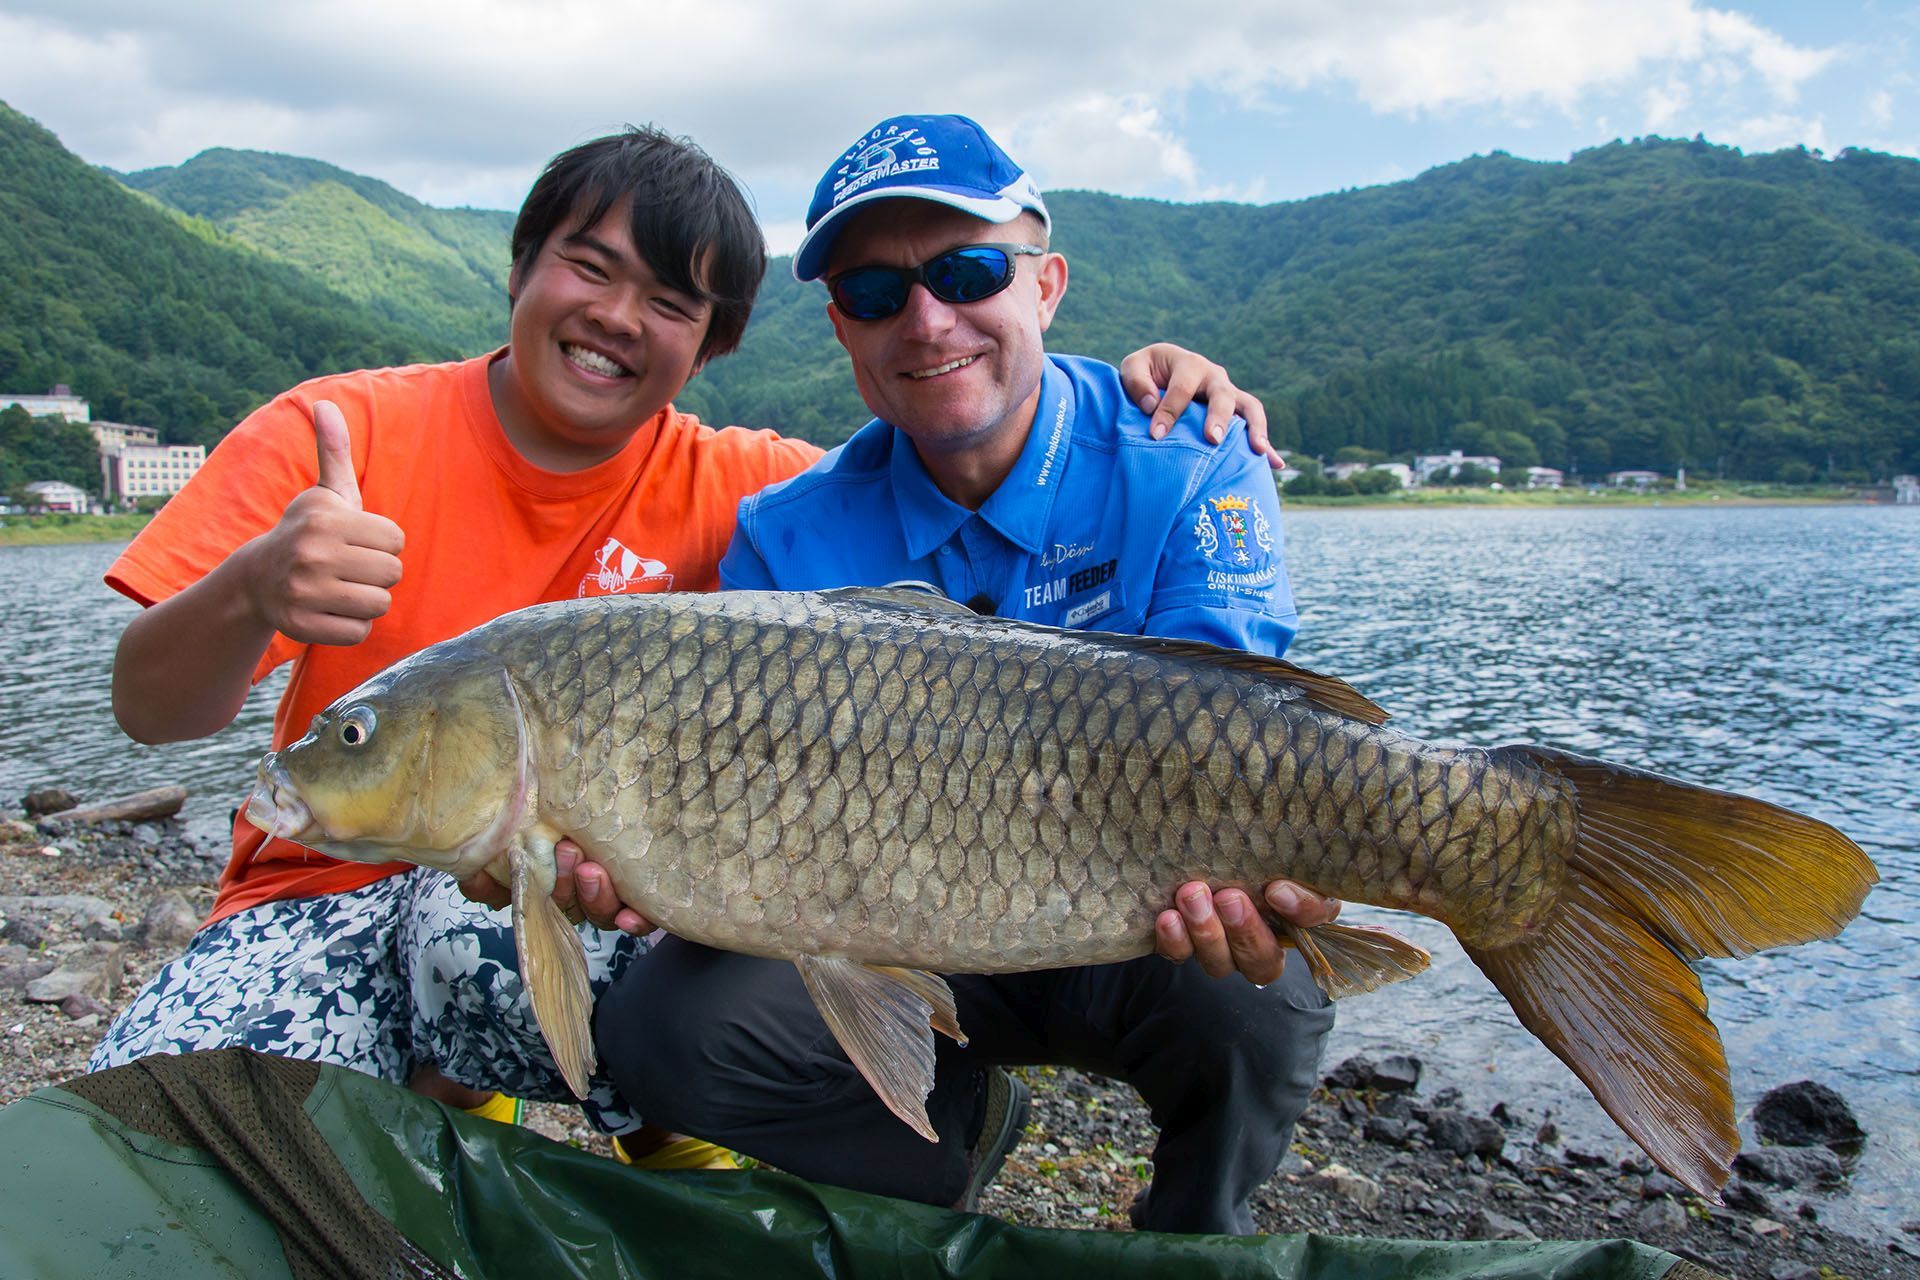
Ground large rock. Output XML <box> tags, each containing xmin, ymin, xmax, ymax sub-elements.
<box><xmin>1371</xmin><ymin>1054</ymin><xmax>1422</xmax><ymax>1092</ymax></box>
<box><xmin>1362</xmin><ymin>1116</ymin><xmax>1415</xmax><ymax>1147</ymax></box>
<box><xmin>1733</xmin><ymin>1145</ymin><xmax>1845</xmax><ymax>1189</ymax></box>
<box><xmin>1324</xmin><ymin>1055</ymin><xmax>1374</xmax><ymax>1090</ymax></box>
<box><xmin>0</xmin><ymin>956</ymin><xmax>55</xmax><ymax>990</ymax></box>
<box><xmin>1425</xmin><ymin>1109</ymin><xmax>1505</xmax><ymax>1158</ymax></box>
<box><xmin>1633</xmin><ymin>1198</ymin><xmax>1688</xmax><ymax>1235</ymax></box>
<box><xmin>138</xmin><ymin>892</ymin><xmax>201</xmax><ymax>951</ymax></box>
<box><xmin>1307</xmin><ymin>1163</ymin><xmax>1381</xmax><ymax>1214</ymax></box>
<box><xmin>20</xmin><ymin>787</ymin><xmax>79</xmax><ymax>817</ymax></box>
<box><xmin>24</xmin><ymin>942</ymin><xmax>123</xmax><ymax>1003</ymax></box>
<box><xmin>1463</xmin><ymin>1208</ymin><xmax>1537</xmax><ymax>1241</ymax></box>
<box><xmin>1752</xmin><ymin>1081</ymin><xmax>1863</xmax><ymax>1147</ymax></box>
<box><xmin>0</xmin><ymin>894</ymin><xmax>122</xmax><ymax>942</ymax></box>
<box><xmin>1721</xmin><ymin>1179</ymin><xmax>1774</xmax><ymax>1215</ymax></box>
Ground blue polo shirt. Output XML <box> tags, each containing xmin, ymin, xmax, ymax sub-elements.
<box><xmin>720</xmin><ymin>355</ymin><xmax>1297</xmax><ymax>656</ymax></box>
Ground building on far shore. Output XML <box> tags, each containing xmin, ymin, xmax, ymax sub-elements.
<box><xmin>109</xmin><ymin>442</ymin><xmax>205</xmax><ymax>504</ymax></box>
<box><xmin>1523</xmin><ymin>466</ymin><xmax>1565</xmax><ymax>490</ymax></box>
<box><xmin>1</xmin><ymin>385</ymin><xmax>189</xmax><ymax>506</ymax></box>
<box><xmin>22</xmin><ymin>480</ymin><xmax>92</xmax><ymax>513</ymax></box>
<box><xmin>1607</xmin><ymin>469</ymin><xmax>1663</xmax><ymax>490</ymax></box>
<box><xmin>1414</xmin><ymin>450</ymin><xmax>1502</xmax><ymax>484</ymax></box>
<box><xmin>1895</xmin><ymin>475</ymin><xmax>1919</xmax><ymax>505</ymax></box>
<box><xmin>0</xmin><ymin>385</ymin><xmax>90</xmax><ymax>423</ymax></box>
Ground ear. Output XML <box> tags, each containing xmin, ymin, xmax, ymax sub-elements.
<box><xmin>1033</xmin><ymin>253</ymin><xmax>1068</xmax><ymax>334</ymax></box>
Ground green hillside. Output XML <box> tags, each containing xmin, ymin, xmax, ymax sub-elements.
<box><xmin>5</xmin><ymin>96</ymin><xmax>1916</xmax><ymax>484</ymax></box>
<box><xmin>696</xmin><ymin>139</ymin><xmax>1920</xmax><ymax>480</ymax></box>
<box><xmin>120</xmin><ymin>148</ymin><xmax>511</xmax><ymax>353</ymax></box>
<box><xmin>0</xmin><ymin>102</ymin><xmax>449</xmax><ymax>452</ymax></box>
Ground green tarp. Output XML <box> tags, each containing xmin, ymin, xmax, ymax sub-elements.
<box><xmin>0</xmin><ymin>1050</ymin><xmax>1701</xmax><ymax>1279</ymax></box>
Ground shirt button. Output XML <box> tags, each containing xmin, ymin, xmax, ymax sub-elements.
<box><xmin>939</xmin><ymin>546</ymin><xmax>954</xmax><ymax>556</ymax></box>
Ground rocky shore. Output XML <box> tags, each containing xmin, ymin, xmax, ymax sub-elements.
<box><xmin>4</xmin><ymin>795</ymin><xmax>1915</xmax><ymax>1280</ymax></box>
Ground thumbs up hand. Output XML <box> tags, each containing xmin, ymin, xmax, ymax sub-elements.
<box><xmin>243</xmin><ymin>400</ymin><xmax>406</xmax><ymax>646</ymax></box>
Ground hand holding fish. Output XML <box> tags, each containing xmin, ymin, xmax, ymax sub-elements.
<box><xmin>1157</xmin><ymin>880</ymin><xmax>1342</xmax><ymax>984</ymax></box>
<box><xmin>241</xmin><ymin>400</ymin><xmax>405</xmax><ymax>647</ymax></box>
<box><xmin>457</xmin><ymin>838</ymin><xmax>656</xmax><ymax>936</ymax></box>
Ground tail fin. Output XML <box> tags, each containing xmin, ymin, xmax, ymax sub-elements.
<box><xmin>1464</xmin><ymin>746</ymin><xmax>1878</xmax><ymax>1198</ymax></box>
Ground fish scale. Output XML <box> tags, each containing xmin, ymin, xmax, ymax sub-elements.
<box><xmin>249</xmin><ymin>586</ymin><xmax>1876</xmax><ymax>1194</ymax></box>
<box><xmin>492</xmin><ymin>593</ymin><xmax>1562</xmax><ymax>966</ymax></box>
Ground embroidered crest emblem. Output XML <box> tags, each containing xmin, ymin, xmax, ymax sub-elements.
<box><xmin>1252</xmin><ymin>504</ymin><xmax>1274</xmax><ymax>554</ymax></box>
<box><xmin>578</xmin><ymin>537</ymin><xmax>673</xmax><ymax>597</ymax></box>
<box><xmin>1210</xmin><ymin>495</ymin><xmax>1253</xmax><ymax>564</ymax></box>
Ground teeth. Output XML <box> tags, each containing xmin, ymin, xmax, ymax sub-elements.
<box><xmin>908</xmin><ymin>355</ymin><xmax>977</xmax><ymax>379</ymax></box>
<box><xmin>563</xmin><ymin>344</ymin><xmax>628</xmax><ymax>377</ymax></box>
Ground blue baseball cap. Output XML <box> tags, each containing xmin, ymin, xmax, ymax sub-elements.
<box><xmin>792</xmin><ymin>114</ymin><xmax>1051</xmax><ymax>283</ymax></box>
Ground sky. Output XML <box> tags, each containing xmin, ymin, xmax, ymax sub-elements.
<box><xmin>1</xmin><ymin>1</ymin><xmax>1914</xmax><ymax>256</ymax></box>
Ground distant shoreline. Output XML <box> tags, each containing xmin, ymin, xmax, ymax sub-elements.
<box><xmin>0</xmin><ymin>487</ymin><xmax>1900</xmax><ymax>547</ymax></box>
<box><xmin>1280</xmin><ymin>484</ymin><xmax>1888</xmax><ymax>511</ymax></box>
<box><xmin>0</xmin><ymin>513</ymin><xmax>153</xmax><ymax>547</ymax></box>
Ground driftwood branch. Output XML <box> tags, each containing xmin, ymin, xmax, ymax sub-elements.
<box><xmin>44</xmin><ymin>786</ymin><xmax>188</xmax><ymax>826</ymax></box>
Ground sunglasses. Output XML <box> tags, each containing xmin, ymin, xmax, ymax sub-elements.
<box><xmin>828</xmin><ymin>243</ymin><xmax>1046</xmax><ymax>321</ymax></box>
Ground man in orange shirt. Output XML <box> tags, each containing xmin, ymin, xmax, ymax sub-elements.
<box><xmin>88</xmin><ymin>124</ymin><xmax>1303</xmax><ymax>1144</ymax></box>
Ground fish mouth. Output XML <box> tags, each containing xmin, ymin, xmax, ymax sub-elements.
<box><xmin>244</xmin><ymin>755</ymin><xmax>319</xmax><ymax>843</ymax></box>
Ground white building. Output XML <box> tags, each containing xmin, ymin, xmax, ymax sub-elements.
<box><xmin>1523</xmin><ymin>466</ymin><xmax>1565</xmax><ymax>490</ymax></box>
<box><xmin>91</xmin><ymin>420</ymin><xmax>159</xmax><ymax>452</ymax></box>
<box><xmin>1608</xmin><ymin>470</ymin><xmax>1663</xmax><ymax>490</ymax></box>
<box><xmin>1414</xmin><ymin>450</ymin><xmax>1503</xmax><ymax>484</ymax></box>
<box><xmin>1</xmin><ymin>385</ymin><xmax>89</xmax><ymax>423</ymax></box>
<box><xmin>22</xmin><ymin>480</ymin><xmax>91</xmax><ymax>512</ymax></box>
<box><xmin>1893</xmin><ymin>475</ymin><xmax>1918</xmax><ymax>505</ymax></box>
<box><xmin>110</xmin><ymin>443</ymin><xmax>206</xmax><ymax>503</ymax></box>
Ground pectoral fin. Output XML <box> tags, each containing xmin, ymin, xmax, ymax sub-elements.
<box><xmin>511</xmin><ymin>849</ymin><xmax>596</xmax><ymax>1099</ymax></box>
<box><xmin>794</xmin><ymin>956</ymin><xmax>966</xmax><ymax>1142</ymax></box>
<box><xmin>1283</xmin><ymin>921</ymin><xmax>1431</xmax><ymax>1000</ymax></box>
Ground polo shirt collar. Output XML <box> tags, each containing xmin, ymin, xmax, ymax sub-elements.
<box><xmin>888</xmin><ymin>359</ymin><xmax>1077</xmax><ymax>559</ymax></box>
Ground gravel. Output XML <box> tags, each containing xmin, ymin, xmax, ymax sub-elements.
<box><xmin>4</xmin><ymin>812</ymin><xmax>1915</xmax><ymax>1279</ymax></box>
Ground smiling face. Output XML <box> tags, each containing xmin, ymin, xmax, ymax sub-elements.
<box><xmin>826</xmin><ymin>201</ymin><xmax>1067</xmax><ymax>500</ymax></box>
<box><xmin>490</xmin><ymin>195</ymin><xmax>714</xmax><ymax>472</ymax></box>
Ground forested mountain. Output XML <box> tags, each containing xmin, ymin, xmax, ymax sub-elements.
<box><xmin>699</xmin><ymin>140</ymin><xmax>1920</xmax><ymax>481</ymax></box>
<box><xmin>4</xmin><ymin>97</ymin><xmax>1916</xmax><ymax>483</ymax></box>
<box><xmin>120</xmin><ymin>149</ymin><xmax>512</xmax><ymax>353</ymax></box>
<box><xmin>0</xmin><ymin>103</ymin><xmax>449</xmax><ymax>449</ymax></box>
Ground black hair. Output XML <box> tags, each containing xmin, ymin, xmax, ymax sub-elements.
<box><xmin>510</xmin><ymin>126</ymin><xmax>765</xmax><ymax>365</ymax></box>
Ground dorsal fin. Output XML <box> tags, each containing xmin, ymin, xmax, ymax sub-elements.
<box><xmin>815</xmin><ymin>587</ymin><xmax>1389</xmax><ymax>726</ymax></box>
<box><xmin>1109</xmin><ymin>636</ymin><xmax>1391</xmax><ymax>725</ymax></box>
<box><xmin>818</xmin><ymin>585</ymin><xmax>981</xmax><ymax>618</ymax></box>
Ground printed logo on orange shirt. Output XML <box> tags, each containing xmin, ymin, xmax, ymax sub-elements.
<box><xmin>579</xmin><ymin>536</ymin><xmax>675</xmax><ymax>596</ymax></box>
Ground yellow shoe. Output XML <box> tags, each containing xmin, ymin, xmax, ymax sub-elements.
<box><xmin>461</xmin><ymin>1092</ymin><xmax>525</xmax><ymax>1126</ymax></box>
<box><xmin>613</xmin><ymin>1135</ymin><xmax>740</xmax><ymax>1171</ymax></box>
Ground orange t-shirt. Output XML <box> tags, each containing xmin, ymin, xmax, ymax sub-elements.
<box><xmin>106</xmin><ymin>354</ymin><xmax>821</xmax><ymax>925</ymax></box>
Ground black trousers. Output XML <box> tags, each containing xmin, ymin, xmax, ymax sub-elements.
<box><xmin>595</xmin><ymin>938</ymin><xmax>1334</xmax><ymax>1234</ymax></box>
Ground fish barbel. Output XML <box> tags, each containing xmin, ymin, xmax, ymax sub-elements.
<box><xmin>246</xmin><ymin>587</ymin><xmax>1877</xmax><ymax>1197</ymax></box>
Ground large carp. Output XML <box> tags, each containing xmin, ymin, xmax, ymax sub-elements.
<box><xmin>246</xmin><ymin>588</ymin><xmax>1876</xmax><ymax>1197</ymax></box>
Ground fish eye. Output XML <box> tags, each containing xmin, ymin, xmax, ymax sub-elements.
<box><xmin>338</xmin><ymin>706</ymin><xmax>376</xmax><ymax>748</ymax></box>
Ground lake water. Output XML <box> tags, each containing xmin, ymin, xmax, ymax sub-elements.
<box><xmin>1</xmin><ymin>505</ymin><xmax>1915</xmax><ymax>1238</ymax></box>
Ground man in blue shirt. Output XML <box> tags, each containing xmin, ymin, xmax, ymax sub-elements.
<box><xmin>595</xmin><ymin>115</ymin><xmax>1337</xmax><ymax>1235</ymax></box>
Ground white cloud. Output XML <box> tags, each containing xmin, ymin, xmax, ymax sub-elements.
<box><xmin>1867</xmin><ymin>89</ymin><xmax>1895</xmax><ymax>127</ymax></box>
<box><xmin>1717</xmin><ymin>112</ymin><xmax>1831</xmax><ymax>155</ymax></box>
<box><xmin>1002</xmin><ymin>95</ymin><xmax>1199</xmax><ymax>195</ymax></box>
<box><xmin>0</xmin><ymin>0</ymin><xmax>1854</xmax><ymax>217</ymax></box>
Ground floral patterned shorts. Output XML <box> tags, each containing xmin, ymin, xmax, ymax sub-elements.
<box><xmin>88</xmin><ymin>867</ymin><xmax>648</xmax><ymax>1131</ymax></box>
